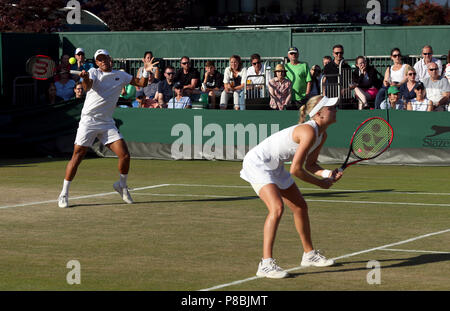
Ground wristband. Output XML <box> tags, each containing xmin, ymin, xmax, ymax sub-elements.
<box><xmin>142</xmin><ymin>70</ymin><xmax>149</xmax><ymax>78</ymax></box>
<box><xmin>321</xmin><ymin>169</ymin><xmax>332</xmax><ymax>178</ymax></box>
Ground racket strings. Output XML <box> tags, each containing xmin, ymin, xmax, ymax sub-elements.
<box><xmin>351</xmin><ymin>119</ymin><xmax>392</xmax><ymax>159</ymax></box>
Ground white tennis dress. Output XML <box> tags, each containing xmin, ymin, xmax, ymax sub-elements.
<box><xmin>240</xmin><ymin>120</ymin><xmax>323</xmax><ymax>189</ymax></box>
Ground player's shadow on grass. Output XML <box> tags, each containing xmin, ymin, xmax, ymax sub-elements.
<box><xmin>137</xmin><ymin>196</ymin><xmax>259</xmax><ymax>204</ymax></box>
<box><xmin>68</xmin><ymin>196</ymin><xmax>259</xmax><ymax>207</ymax></box>
<box><xmin>288</xmin><ymin>253</ymin><xmax>450</xmax><ymax>278</ymax></box>
<box><xmin>303</xmin><ymin>189</ymin><xmax>395</xmax><ymax>198</ymax></box>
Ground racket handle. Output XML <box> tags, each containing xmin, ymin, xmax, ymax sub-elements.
<box><xmin>70</xmin><ymin>70</ymin><xmax>82</xmax><ymax>75</ymax></box>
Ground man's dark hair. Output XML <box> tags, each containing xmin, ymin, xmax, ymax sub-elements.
<box><xmin>332</xmin><ymin>44</ymin><xmax>344</xmax><ymax>51</ymax></box>
<box><xmin>250</xmin><ymin>53</ymin><xmax>261</xmax><ymax>61</ymax></box>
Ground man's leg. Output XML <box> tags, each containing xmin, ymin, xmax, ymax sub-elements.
<box><xmin>58</xmin><ymin>144</ymin><xmax>89</xmax><ymax>208</ymax></box>
<box><xmin>108</xmin><ymin>139</ymin><xmax>133</xmax><ymax>204</ymax></box>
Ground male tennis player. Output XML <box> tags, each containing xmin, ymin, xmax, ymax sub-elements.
<box><xmin>240</xmin><ymin>95</ymin><xmax>343</xmax><ymax>278</ymax></box>
<box><xmin>58</xmin><ymin>49</ymin><xmax>158</xmax><ymax>208</ymax></box>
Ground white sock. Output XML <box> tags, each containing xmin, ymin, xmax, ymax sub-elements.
<box><xmin>61</xmin><ymin>179</ymin><xmax>71</xmax><ymax>196</ymax></box>
<box><xmin>119</xmin><ymin>174</ymin><xmax>128</xmax><ymax>188</ymax></box>
<box><xmin>262</xmin><ymin>258</ymin><xmax>273</xmax><ymax>265</ymax></box>
<box><xmin>304</xmin><ymin>250</ymin><xmax>315</xmax><ymax>257</ymax></box>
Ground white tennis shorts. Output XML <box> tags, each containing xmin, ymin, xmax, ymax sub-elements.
<box><xmin>74</xmin><ymin>116</ymin><xmax>123</xmax><ymax>147</ymax></box>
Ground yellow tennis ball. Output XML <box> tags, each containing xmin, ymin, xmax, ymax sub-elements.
<box><xmin>69</xmin><ymin>57</ymin><xmax>76</xmax><ymax>65</ymax></box>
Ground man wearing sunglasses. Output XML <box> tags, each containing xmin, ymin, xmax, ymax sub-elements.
<box><xmin>156</xmin><ymin>66</ymin><xmax>177</xmax><ymax>108</ymax></box>
<box><xmin>246</xmin><ymin>53</ymin><xmax>272</xmax><ymax>89</ymax></box>
<box><xmin>71</xmin><ymin>48</ymin><xmax>94</xmax><ymax>81</ymax></box>
<box><xmin>422</xmin><ymin>62</ymin><xmax>450</xmax><ymax>111</ymax></box>
<box><xmin>413</xmin><ymin>45</ymin><xmax>443</xmax><ymax>82</ymax></box>
<box><xmin>285</xmin><ymin>46</ymin><xmax>311</xmax><ymax>109</ymax></box>
<box><xmin>322</xmin><ymin>44</ymin><xmax>351</xmax><ymax>96</ymax></box>
<box><xmin>174</xmin><ymin>56</ymin><xmax>201</xmax><ymax>101</ymax></box>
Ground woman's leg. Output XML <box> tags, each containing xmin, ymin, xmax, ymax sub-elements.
<box><xmin>258</xmin><ymin>184</ymin><xmax>285</xmax><ymax>259</ymax></box>
<box><xmin>279</xmin><ymin>183</ymin><xmax>313</xmax><ymax>253</ymax></box>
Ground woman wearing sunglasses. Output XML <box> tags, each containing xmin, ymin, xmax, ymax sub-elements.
<box><xmin>375</xmin><ymin>48</ymin><xmax>408</xmax><ymax>109</ymax></box>
<box><xmin>399</xmin><ymin>66</ymin><xmax>419</xmax><ymax>103</ymax></box>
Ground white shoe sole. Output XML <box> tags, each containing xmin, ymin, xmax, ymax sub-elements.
<box><xmin>301</xmin><ymin>260</ymin><xmax>335</xmax><ymax>267</ymax></box>
<box><xmin>256</xmin><ymin>271</ymin><xmax>289</xmax><ymax>279</ymax></box>
<box><xmin>58</xmin><ymin>197</ymin><xmax>69</xmax><ymax>208</ymax></box>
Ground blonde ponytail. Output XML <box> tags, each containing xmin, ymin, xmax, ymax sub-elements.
<box><xmin>298</xmin><ymin>95</ymin><xmax>324</xmax><ymax>123</ymax></box>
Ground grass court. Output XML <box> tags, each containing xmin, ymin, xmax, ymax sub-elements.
<box><xmin>0</xmin><ymin>157</ymin><xmax>449</xmax><ymax>291</ymax></box>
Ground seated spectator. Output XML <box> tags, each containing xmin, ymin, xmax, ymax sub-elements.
<box><xmin>54</xmin><ymin>70</ymin><xmax>76</xmax><ymax>101</ymax></box>
<box><xmin>201</xmin><ymin>60</ymin><xmax>223</xmax><ymax>109</ymax></box>
<box><xmin>54</xmin><ymin>54</ymin><xmax>71</xmax><ymax>82</ymax></box>
<box><xmin>309</xmin><ymin>65</ymin><xmax>321</xmax><ymax>97</ymax></box>
<box><xmin>399</xmin><ymin>67</ymin><xmax>419</xmax><ymax>103</ymax></box>
<box><xmin>246</xmin><ymin>53</ymin><xmax>272</xmax><ymax>89</ymax></box>
<box><xmin>406</xmin><ymin>82</ymin><xmax>433</xmax><ymax>112</ymax></box>
<box><xmin>380</xmin><ymin>86</ymin><xmax>405</xmax><ymax>110</ymax></box>
<box><xmin>137</xmin><ymin>51</ymin><xmax>161</xmax><ymax>86</ymax></box>
<box><xmin>72</xmin><ymin>82</ymin><xmax>85</xmax><ymax>99</ymax></box>
<box><xmin>322</xmin><ymin>45</ymin><xmax>351</xmax><ymax>96</ymax></box>
<box><xmin>220</xmin><ymin>55</ymin><xmax>247</xmax><ymax>110</ymax></box>
<box><xmin>375</xmin><ymin>48</ymin><xmax>408</xmax><ymax>109</ymax></box>
<box><xmin>167</xmin><ymin>82</ymin><xmax>192</xmax><ymax>109</ymax></box>
<box><xmin>268</xmin><ymin>64</ymin><xmax>292</xmax><ymax>110</ymax></box>
<box><xmin>413</xmin><ymin>45</ymin><xmax>443</xmax><ymax>82</ymax></box>
<box><xmin>156</xmin><ymin>66</ymin><xmax>176</xmax><ymax>108</ymax></box>
<box><xmin>422</xmin><ymin>62</ymin><xmax>450</xmax><ymax>111</ymax></box>
<box><xmin>174</xmin><ymin>56</ymin><xmax>201</xmax><ymax>101</ymax></box>
<box><xmin>40</xmin><ymin>83</ymin><xmax>64</xmax><ymax>105</ymax></box>
<box><xmin>444</xmin><ymin>50</ymin><xmax>450</xmax><ymax>82</ymax></box>
<box><xmin>349</xmin><ymin>56</ymin><xmax>382</xmax><ymax>110</ymax></box>
<box><xmin>136</xmin><ymin>70</ymin><xmax>160</xmax><ymax>108</ymax></box>
<box><xmin>71</xmin><ymin>48</ymin><xmax>94</xmax><ymax>81</ymax></box>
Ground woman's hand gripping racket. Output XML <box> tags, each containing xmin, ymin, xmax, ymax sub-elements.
<box><xmin>339</xmin><ymin>117</ymin><xmax>394</xmax><ymax>172</ymax></box>
<box><xmin>26</xmin><ymin>55</ymin><xmax>81</xmax><ymax>80</ymax></box>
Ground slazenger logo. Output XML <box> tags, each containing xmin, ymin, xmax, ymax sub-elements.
<box><xmin>422</xmin><ymin>125</ymin><xmax>450</xmax><ymax>148</ymax></box>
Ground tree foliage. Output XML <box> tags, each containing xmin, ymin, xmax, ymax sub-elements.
<box><xmin>0</xmin><ymin>0</ymin><xmax>65</xmax><ymax>32</ymax></box>
<box><xmin>84</xmin><ymin>0</ymin><xmax>193</xmax><ymax>31</ymax></box>
<box><xmin>395</xmin><ymin>0</ymin><xmax>450</xmax><ymax>25</ymax></box>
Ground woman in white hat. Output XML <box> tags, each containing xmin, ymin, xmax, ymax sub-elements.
<box><xmin>240</xmin><ymin>95</ymin><xmax>343</xmax><ymax>278</ymax></box>
<box><xmin>268</xmin><ymin>64</ymin><xmax>292</xmax><ymax>110</ymax></box>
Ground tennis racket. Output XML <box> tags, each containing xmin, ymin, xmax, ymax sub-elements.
<box><xmin>26</xmin><ymin>55</ymin><xmax>81</xmax><ymax>80</ymax></box>
<box><xmin>339</xmin><ymin>117</ymin><xmax>394</xmax><ymax>172</ymax></box>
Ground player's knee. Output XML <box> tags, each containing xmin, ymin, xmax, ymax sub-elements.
<box><xmin>269</xmin><ymin>204</ymin><xmax>284</xmax><ymax>219</ymax></box>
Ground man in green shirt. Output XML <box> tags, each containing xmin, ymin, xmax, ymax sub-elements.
<box><xmin>285</xmin><ymin>47</ymin><xmax>312</xmax><ymax>109</ymax></box>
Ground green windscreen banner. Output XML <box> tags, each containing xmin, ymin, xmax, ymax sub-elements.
<box><xmin>90</xmin><ymin>108</ymin><xmax>450</xmax><ymax>165</ymax></box>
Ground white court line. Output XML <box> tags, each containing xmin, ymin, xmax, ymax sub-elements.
<box><xmin>379</xmin><ymin>248</ymin><xmax>450</xmax><ymax>254</ymax></box>
<box><xmin>199</xmin><ymin>228</ymin><xmax>450</xmax><ymax>291</ymax></box>
<box><xmin>0</xmin><ymin>184</ymin><xmax>170</xmax><ymax>209</ymax></box>
<box><xmin>135</xmin><ymin>192</ymin><xmax>450</xmax><ymax>207</ymax></box>
<box><xmin>169</xmin><ymin>184</ymin><xmax>450</xmax><ymax>196</ymax></box>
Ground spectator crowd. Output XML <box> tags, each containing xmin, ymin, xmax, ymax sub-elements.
<box><xmin>40</xmin><ymin>45</ymin><xmax>450</xmax><ymax>112</ymax></box>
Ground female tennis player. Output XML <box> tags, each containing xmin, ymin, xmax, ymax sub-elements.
<box><xmin>240</xmin><ymin>95</ymin><xmax>343</xmax><ymax>279</ymax></box>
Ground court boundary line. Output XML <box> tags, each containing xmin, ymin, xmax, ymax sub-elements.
<box><xmin>3</xmin><ymin>182</ymin><xmax>449</xmax><ymax>209</ymax></box>
<box><xmin>379</xmin><ymin>248</ymin><xmax>450</xmax><ymax>254</ymax></box>
<box><xmin>0</xmin><ymin>184</ymin><xmax>171</xmax><ymax>209</ymax></box>
<box><xmin>199</xmin><ymin>228</ymin><xmax>450</xmax><ymax>291</ymax></box>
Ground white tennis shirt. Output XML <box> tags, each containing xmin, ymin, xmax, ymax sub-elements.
<box><xmin>81</xmin><ymin>68</ymin><xmax>133</xmax><ymax>122</ymax></box>
<box><xmin>240</xmin><ymin>120</ymin><xmax>323</xmax><ymax>186</ymax></box>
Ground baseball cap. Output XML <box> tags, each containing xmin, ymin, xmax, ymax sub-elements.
<box><xmin>75</xmin><ymin>48</ymin><xmax>85</xmax><ymax>55</ymax></box>
<box><xmin>173</xmin><ymin>82</ymin><xmax>183</xmax><ymax>89</ymax></box>
<box><xmin>387</xmin><ymin>86</ymin><xmax>400</xmax><ymax>95</ymax></box>
<box><xmin>288</xmin><ymin>47</ymin><xmax>299</xmax><ymax>54</ymax></box>
<box><xmin>414</xmin><ymin>81</ymin><xmax>425</xmax><ymax>90</ymax></box>
<box><xmin>94</xmin><ymin>49</ymin><xmax>109</xmax><ymax>60</ymax></box>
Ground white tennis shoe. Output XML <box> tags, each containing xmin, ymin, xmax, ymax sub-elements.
<box><xmin>301</xmin><ymin>250</ymin><xmax>335</xmax><ymax>267</ymax></box>
<box><xmin>256</xmin><ymin>258</ymin><xmax>289</xmax><ymax>279</ymax></box>
<box><xmin>58</xmin><ymin>194</ymin><xmax>69</xmax><ymax>208</ymax></box>
<box><xmin>113</xmin><ymin>181</ymin><xmax>133</xmax><ymax>204</ymax></box>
